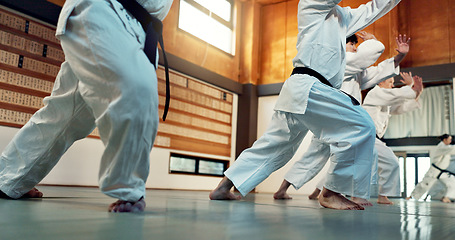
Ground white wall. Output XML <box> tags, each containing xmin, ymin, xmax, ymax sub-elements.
<box><xmin>0</xmin><ymin>95</ymin><xmax>238</xmax><ymax>192</ymax></box>
<box><xmin>254</xmin><ymin>96</ymin><xmax>330</xmax><ymax>196</ymax></box>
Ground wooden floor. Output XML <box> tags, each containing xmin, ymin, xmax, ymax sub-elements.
<box><xmin>0</xmin><ymin>186</ymin><xmax>454</xmax><ymax>240</ymax></box>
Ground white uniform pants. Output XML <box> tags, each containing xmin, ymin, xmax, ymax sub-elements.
<box><xmin>375</xmin><ymin>139</ymin><xmax>400</xmax><ymax>197</ymax></box>
<box><xmin>225</xmin><ymin>82</ymin><xmax>376</xmax><ymax>199</ymax></box>
<box><xmin>410</xmin><ymin>167</ymin><xmax>440</xmax><ymax>200</ymax></box>
<box><xmin>284</xmin><ymin>136</ymin><xmax>378</xmax><ymax>193</ymax></box>
<box><xmin>0</xmin><ymin>0</ymin><xmax>158</xmax><ymax>201</ymax></box>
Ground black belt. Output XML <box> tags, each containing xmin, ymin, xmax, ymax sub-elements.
<box><xmin>432</xmin><ymin>163</ymin><xmax>455</xmax><ymax>179</ymax></box>
<box><xmin>117</xmin><ymin>0</ymin><xmax>170</xmax><ymax>121</ymax></box>
<box><xmin>291</xmin><ymin>67</ymin><xmax>360</xmax><ymax>106</ymax></box>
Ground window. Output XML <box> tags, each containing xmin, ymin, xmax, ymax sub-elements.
<box><xmin>399</xmin><ymin>153</ymin><xmax>431</xmax><ymax>198</ymax></box>
<box><xmin>169</xmin><ymin>153</ymin><xmax>228</xmax><ymax>177</ymax></box>
<box><xmin>178</xmin><ymin>0</ymin><xmax>235</xmax><ymax>55</ymax></box>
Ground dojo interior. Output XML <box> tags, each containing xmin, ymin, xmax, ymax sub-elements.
<box><xmin>1</xmin><ymin>0</ymin><xmax>455</xmax><ymax>239</ymax></box>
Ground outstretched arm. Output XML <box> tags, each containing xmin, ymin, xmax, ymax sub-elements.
<box><xmin>394</xmin><ymin>34</ymin><xmax>411</xmax><ymax>67</ymax></box>
<box><xmin>345</xmin><ymin>0</ymin><xmax>402</xmax><ymax>37</ymax></box>
<box><xmin>345</xmin><ymin>36</ymin><xmax>385</xmax><ymax>79</ymax></box>
<box><xmin>389</xmin><ymin>73</ymin><xmax>424</xmax><ymax>114</ymax></box>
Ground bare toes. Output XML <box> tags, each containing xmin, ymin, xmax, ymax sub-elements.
<box><xmin>109</xmin><ymin>197</ymin><xmax>146</xmax><ymax>213</ymax></box>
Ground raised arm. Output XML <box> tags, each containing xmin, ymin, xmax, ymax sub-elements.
<box><xmin>359</xmin><ymin>57</ymin><xmax>399</xmax><ymax>90</ymax></box>
<box><xmin>344</xmin><ymin>37</ymin><xmax>385</xmax><ymax>79</ymax></box>
<box><xmin>389</xmin><ymin>73</ymin><xmax>424</xmax><ymax>114</ymax></box>
<box><xmin>299</xmin><ymin>0</ymin><xmax>342</xmax><ymax>20</ymax></box>
<box><xmin>344</xmin><ymin>0</ymin><xmax>401</xmax><ymax>37</ymax></box>
<box><xmin>394</xmin><ymin>34</ymin><xmax>411</xmax><ymax>67</ymax></box>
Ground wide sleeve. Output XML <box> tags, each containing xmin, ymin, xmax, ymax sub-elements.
<box><xmin>390</xmin><ymin>98</ymin><xmax>421</xmax><ymax>115</ymax></box>
<box><xmin>299</xmin><ymin>0</ymin><xmax>341</xmax><ymax>15</ymax></box>
<box><xmin>363</xmin><ymin>85</ymin><xmax>416</xmax><ymax>107</ymax></box>
<box><xmin>344</xmin><ymin>39</ymin><xmax>385</xmax><ymax>79</ymax></box>
<box><xmin>431</xmin><ymin>144</ymin><xmax>455</xmax><ymax>162</ymax></box>
<box><xmin>343</xmin><ymin>0</ymin><xmax>401</xmax><ymax>37</ymax></box>
<box><xmin>359</xmin><ymin>57</ymin><xmax>399</xmax><ymax>90</ymax></box>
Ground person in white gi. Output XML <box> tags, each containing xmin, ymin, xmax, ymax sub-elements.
<box><xmin>408</xmin><ymin>134</ymin><xmax>455</xmax><ymax>202</ymax></box>
<box><xmin>426</xmin><ymin>152</ymin><xmax>455</xmax><ymax>203</ymax></box>
<box><xmin>362</xmin><ymin>72</ymin><xmax>423</xmax><ymax>204</ymax></box>
<box><xmin>0</xmin><ymin>0</ymin><xmax>174</xmax><ymax>212</ymax></box>
<box><xmin>273</xmin><ymin>32</ymin><xmax>408</xmax><ymax>205</ymax></box>
<box><xmin>210</xmin><ymin>0</ymin><xmax>402</xmax><ymax>210</ymax></box>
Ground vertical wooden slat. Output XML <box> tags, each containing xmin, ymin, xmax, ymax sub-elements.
<box><xmin>259</xmin><ymin>2</ymin><xmax>287</xmax><ymax>85</ymax></box>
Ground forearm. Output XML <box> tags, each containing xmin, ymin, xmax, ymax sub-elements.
<box><xmin>360</xmin><ymin>57</ymin><xmax>399</xmax><ymax>90</ymax></box>
<box><xmin>394</xmin><ymin>52</ymin><xmax>407</xmax><ymax>67</ymax></box>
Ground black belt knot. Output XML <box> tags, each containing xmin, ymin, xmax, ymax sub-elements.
<box><xmin>291</xmin><ymin>67</ymin><xmax>360</xmax><ymax>106</ymax></box>
<box><xmin>117</xmin><ymin>0</ymin><xmax>170</xmax><ymax>121</ymax></box>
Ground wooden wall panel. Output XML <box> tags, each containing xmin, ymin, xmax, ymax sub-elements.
<box><xmin>259</xmin><ymin>2</ymin><xmax>287</xmax><ymax>85</ymax></box>
<box><xmin>162</xmin><ymin>1</ymin><xmax>241</xmax><ymax>83</ymax></box>
<box><xmin>284</xmin><ymin>0</ymin><xmax>298</xmax><ymax>81</ymax></box>
<box><xmin>449</xmin><ymin>0</ymin><xmax>455</xmax><ymax>63</ymax></box>
<box><xmin>238</xmin><ymin>1</ymin><xmax>261</xmax><ymax>85</ymax></box>
<box><xmin>405</xmin><ymin>0</ymin><xmax>451</xmax><ymax>67</ymax></box>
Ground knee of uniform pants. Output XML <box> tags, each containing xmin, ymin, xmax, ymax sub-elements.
<box><xmin>98</xmin><ymin>73</ymin><xmax>160</xmax><ymax>135</ymax></box>
<box><xmin>357</xmin><ymin>115</ymin><xmax>376</xmax><ymax>144</ymax></box>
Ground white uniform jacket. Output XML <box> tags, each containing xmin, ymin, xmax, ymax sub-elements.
<box><xmin>57</xmin><ymin>0</ymin><xmax>173</xmax><ymax>35</ymax></box>
<box><xmin>430</xmin><ymin>142</ymin><xmax>455</xmax><ymax>172</ymax></box>
<box><xmin>341</xmin><ymin>39</ymin><xmax>399</xmax><ymax>102</ymax></box>
<box><xmin>274</xmin><ymin>0</ymin><xmax>401</xmax><ymax>115</ymax></box>
<box><xmin>363</xmin><ymin>85</ymin><xmax>420</xmax><ymax>138</ymax></box>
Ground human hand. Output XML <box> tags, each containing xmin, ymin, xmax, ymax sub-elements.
<box><xmin>412</xmin><ymin>75</ymin><xmax>424</xmax><ymax>98</ymax></box>
<box><xmin>396</xmin><ymin>34</ymin><xmax>411</xmax><ymax>55</ymax></box>
<box><xmin>357</xmin><ymin>31</ymin><xmax>377</xmax><ymax>41</ymax></box>
<box><xmin>400</xmin><ymin>72</ymin><xmax>414</xmax><ymax>86</ymax></box>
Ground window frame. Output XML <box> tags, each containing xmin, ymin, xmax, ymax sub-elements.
<box><xmin>169</xmin><ymin>153</ymin><xmax>229</xmax><ymax>177</ymax></box>
<box><xmin>178</xmin><ymin>0</ymin><xmax>235</xmax><ymax>55</ymax></box>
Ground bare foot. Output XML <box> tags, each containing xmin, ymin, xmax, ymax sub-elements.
<box><xmin>377</xmin><ymin>195</ymin><xmax>394</xmax><ymax>205</ymax></box>
<box><xmin>405</xmin><ymin>197</ymin><xmax>412</xmax><ymax>200</ymax></box>
<box><xmin>318</xmin><ymin>187</ymin><xmax>364</xmax><ymax>210</ymax></box>
<box><xmin>109</xmin><ymin>197</ymin><xmax>146</xmax><ymax>213</ymax></box>
<box><xmin>21</xmin><ymin>188</ymin><xmax>43</xmax><ymax>198</ymax></box>
<box><xmin>308</xmin><ymin>188</ymin><xmax>321</xmax><ymax>200</ymax></box>
<box><xmin>273</xmin><ymin>191</ymin><xmax>292</xmax><ymax>200</ymax></box>
<box><xmin>351</xmin><ymin>197</ymin><xmax>373</xmax><ymax>206</ymax></box>
<box><xmin>273</xmin><ymin>180</ymin><xmax>292</xmax><ymax>200</ymax></box>
<box><xmin>441</xmin><ymin>197</ymin><xmax>451</xmax><ymax>203</ymax></box>
<box><xmin>209</xmin><ymin>177</ymin><xmax>241</xmax><ymax>200</ymax></box>
<box><xmin>0</xmin><ymin>188</ymin><xmax>43</xmax><ymax>199</ymax></box>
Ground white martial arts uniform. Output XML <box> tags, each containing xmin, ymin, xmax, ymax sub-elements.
<box><xmin>411</xmin><ymin>142</ymin><xmax>455</xmax><ymax>200</ymax></box>
<box><xmin>225</xmin><ymin>0</ymin><xmax>401</xmax><ymax>199</ymax></box>
<box><xmin>363</xmin><ymin>85</ymin><xmax>420</xmax><ymax>196</ymax></box>
<box><xmin>284</xmin><ymin>39</ymin><xmax>399</xmax><ymax>191</ymax></box>
<box><xmin>0</xmin><ymin>0</ymin><xmax>173</xmax><ymax>201</ymax></box>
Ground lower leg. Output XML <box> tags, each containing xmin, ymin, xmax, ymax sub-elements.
<box><xmin>377</xmin><ymin>195</ymin><xmax>394</xmax><ymax>204</ymax></box>
<box><xmin>209</xmin><ymin>177</ymin><xmax>241</xmax><ymax>200</ymax></box>
<box><xmin>308</xmin><ymin>188</ymin><xmax>321</xmax><ymax>200</ymax></box>
<box><xmin>318</xmin><ymin>187</ymin><xmax>364</xmax><ymax>210</ymax></box>
<box><xmin>273</xmin><ymin>180</ymin><xmax>293</xmax><ymax>199</ymax></box>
